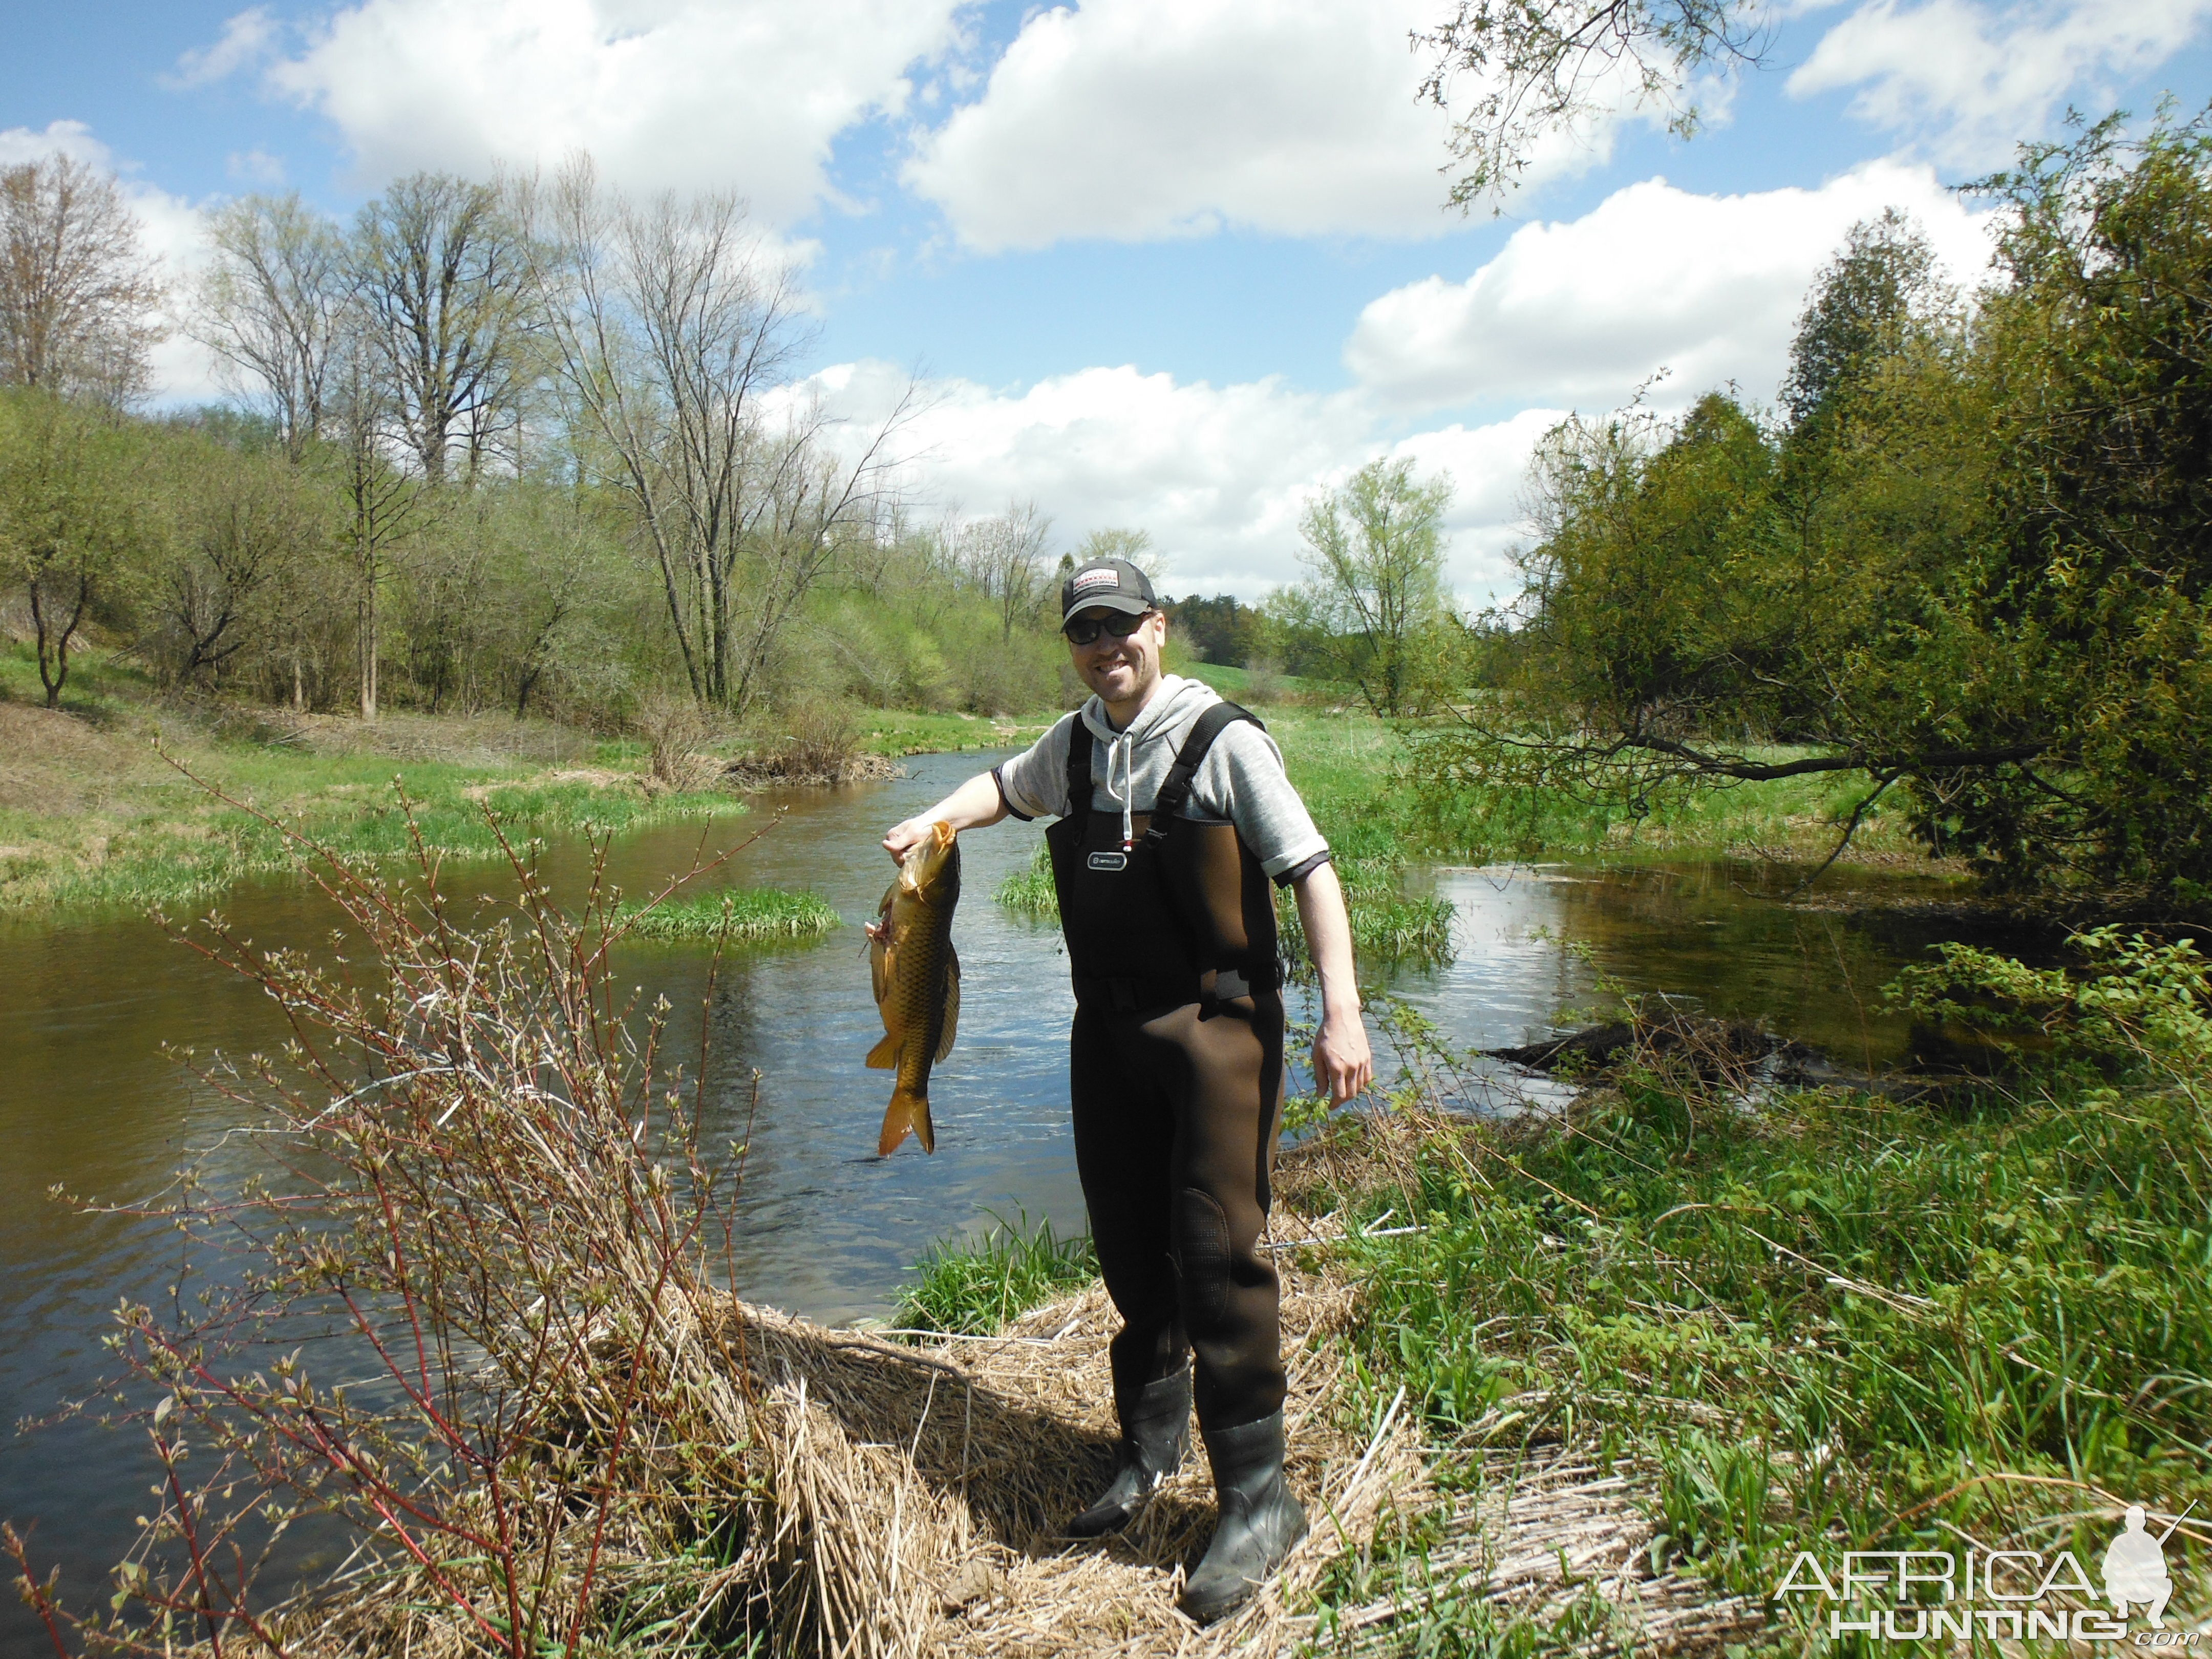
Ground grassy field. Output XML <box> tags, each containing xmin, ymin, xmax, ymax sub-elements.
<box><xmin>0</xmin><ymin>646</ymin><xmax>745</xmax><ymax>915</ymax></box>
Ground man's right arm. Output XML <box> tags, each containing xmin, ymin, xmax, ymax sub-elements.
<box><xmin>883</xmin><ymin>771</ymin><xmax>1009</xmax><ymax>860</ymax></box>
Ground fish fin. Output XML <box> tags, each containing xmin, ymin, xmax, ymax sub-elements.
<box><xmin>934</xmin><ymin>948</ymin><xmax>961</xmax><ymax>1062</ymax></box>
<box><xmin>878</xmin><ymin>1085</ymin><xmax>934</xmax><ymax>1156</ymax></box>
<box><xmin>865</xmin><ymin>1030</ymin><xmax>901</xmax><ymax>1069</ymax></box>
<box><xmin>869</xmin><ymin>932</ymin><xmax>892</xmax><ymax>1006</ymax></box>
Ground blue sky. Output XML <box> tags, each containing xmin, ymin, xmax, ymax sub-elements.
<box><xmin>8</xmin><ymin>0</ymin><xmax>2211</xmax><ymax>599</ymax></box>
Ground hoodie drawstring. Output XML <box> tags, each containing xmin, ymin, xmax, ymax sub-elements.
<box><xmin>1109</xmin><ymin>729</ymin><xmax>1135</xmax><ymax>850</ymax></box>
<box><xmin>1082</xmin><ymin>676</ymin><xmax>1210</xmax><ymax>852</ymax></box>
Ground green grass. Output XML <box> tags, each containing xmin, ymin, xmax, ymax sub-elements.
<box><xmin>852</xmin><ymin>708</ymin><xmax>1059</xmax><ymax>756</ymax></box>
<box><xmin>0</xmin><ymin>645</ymin><xmax>745</xmax><ymax>917</ymax></box>
<box><xmin>890</xmin><ymin>1213</ymin><xmax>1098</xmax><ymax>1338</ymax></box>
<box><xmin>1177</xmin><ymin>658</ymin><xmax>1338</xmax><ymax>705</ymax></box>
<box><xmin>1277</xmin><ymin>856</ymin><xmax>1456</xmax><ymax>970</ymax></box>
<box><xmin>1292</xmin><ymin>999</ymin><xmax>2212</xmax><ymax>1633</ymax></box>
<box><xmin>995</xmin><ymin>843</ymin><xmax>1059</xmax><ymax>917</ymax></box>
<box><xmin>613</xmin><ymin>887</ymin><xmax>840</xmax><ymax>941</ymax></box>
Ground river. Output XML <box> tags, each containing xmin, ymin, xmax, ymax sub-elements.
<box><xmin>0</xmin><ymin>749</ymin><xmax>2030</xmax><ymax>1651</ymax></box>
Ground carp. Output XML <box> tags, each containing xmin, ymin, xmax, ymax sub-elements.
<box><xmin>865</xmin><ymin>820</ymin><xmax>960</xmax><ymax>1155</ymax></box>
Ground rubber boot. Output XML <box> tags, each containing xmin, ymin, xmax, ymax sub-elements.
<box><xmin>1178</xmin><ymin>1412</ymin><xmax>1307</xmax><ymax>1624</ymax></box>
<box><xmin>1065</xmin><ymin>1366</ymin><xmax>1191</xmax><ymax>1538</ymax></box>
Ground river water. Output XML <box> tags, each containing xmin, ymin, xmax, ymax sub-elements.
<box><xmin>0</xmin><ymin>750</ymin><xmax>2029</xmax><ymax>1649</ymax></box>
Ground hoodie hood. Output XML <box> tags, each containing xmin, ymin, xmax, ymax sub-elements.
<box><xmin>1078</xmin><ymin>675</ymin><xmax>1222</xmax><ymax>850</ymax></box>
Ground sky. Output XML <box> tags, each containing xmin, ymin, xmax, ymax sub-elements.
<box><xmin>6</xmin><ymin>0</ymin><xmax>2211</xmax><ymax>604</ymax></box>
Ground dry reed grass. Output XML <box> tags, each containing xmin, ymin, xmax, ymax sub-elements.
<box><xmin>245</xmin><ymin>1242</ymin><xmax>1432</xmax><ymax>1659</ymax></box>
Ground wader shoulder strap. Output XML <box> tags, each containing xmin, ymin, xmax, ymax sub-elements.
<box><xmin>1141</xmin><ymin>701</ymin><xmax>1262</xmax><ymax>847</ymax></box>
<box><xmin>1064</xmin><ymin>717</ymin><xmax>1092</xmax><ymax>816</ymax></box>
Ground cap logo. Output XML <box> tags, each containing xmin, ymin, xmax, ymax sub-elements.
<box><xmin>1071</xmin><ymin>567</ymin><xmax>1121</xmax><ymax>593</ymax></box>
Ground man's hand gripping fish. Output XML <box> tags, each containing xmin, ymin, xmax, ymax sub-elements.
<box><xmin>865</xmin><ymin>820</ymin><xmax>960</xmax><ymax>1155</ymax></box>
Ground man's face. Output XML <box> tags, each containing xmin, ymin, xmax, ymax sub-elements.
<box><xmin>1066</xmin><ymin>606</ymin><xmax>1166</xmax><ymax>707</ymax></box>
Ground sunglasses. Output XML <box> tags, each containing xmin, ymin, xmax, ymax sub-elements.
<box><xmin>1062</xmin><ymin>610</ymin><xmax>1155</xmax><ymax>646</ymax></box>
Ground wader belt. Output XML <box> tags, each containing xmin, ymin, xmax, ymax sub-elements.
<box><xmin>1071</xmin><ymin>960</ymin><xmax>1283</xmax><ymax>1017</ymax></box>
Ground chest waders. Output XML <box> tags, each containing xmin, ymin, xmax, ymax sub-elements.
<box><xmin>1047</xmin><ymin>703</ymin><xmax>1309</xmax><ymax>1621</ymax></box>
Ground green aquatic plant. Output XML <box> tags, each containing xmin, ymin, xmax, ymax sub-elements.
<box><xmin>1276</xmin><ymin>857</ymin><xmax>1456</xmax><ymax>970</ymax></box>
<box><xmin>614</xmin><ymin>886</ymin><xmax>840</xmax><ymax>942</ymax></box>
<box><xmin>994</xmin><ymin>842</ymin><xmax>1059</xmax><ymax>918</ymax></box>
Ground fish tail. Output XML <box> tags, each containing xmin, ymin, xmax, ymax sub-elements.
<box><xmin>877</xmin><ymin>1082</ymin><xmax>936</xmax><ymax>1156</ymax></box>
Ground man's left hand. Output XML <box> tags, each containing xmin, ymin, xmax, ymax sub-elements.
<box><xmin>1312</xmin><ymin>1006</ymin><xmax>1372</xmax><ymax>1106</ymax></box>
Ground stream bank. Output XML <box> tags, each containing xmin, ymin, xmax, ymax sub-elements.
<box><xmin>1</xmin><ymin>733</ymin><xmax>2047</xmax><ymax>1653</ymax></box>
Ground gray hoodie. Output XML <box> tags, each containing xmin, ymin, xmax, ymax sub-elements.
<box><xmin>994</xmin><ymin>675</ymin><xmax>1330</xmax><ymax>884</ymax></box>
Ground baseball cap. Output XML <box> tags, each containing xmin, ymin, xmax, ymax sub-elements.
<box><xmin>1060</xmin><ymin>558</ymin><xmax>1158</xmax><ymax>626</ymax></box>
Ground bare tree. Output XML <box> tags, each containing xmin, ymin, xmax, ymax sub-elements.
<box><xmin>528</xmin><ymin>160</ymin><xmax>911</xmax><ymax>714</ymax></box>
<box><xmin>1417</xmin><ymin>0</ymin><xmax>1763</xmax><ymax>208</ymax></box>
<box><xmin>953</xmin><ymin>501</ymin><xmax>1053</xmax><ymax>643</ymax></box>
<box><xmin>1076</xmin><ymin>524</ymin><xmax>1167</xmax><ymax>581</ymax></box>
<box><xmin>0</xmin><ymin>152</ymin><xmax>165</xmax><ymax>405</ymax></box>
<box><xmin>329</xmin><ymin>327</ymin><xmax>430</xmax><ymax>719</ymax></box>
<box><xmin>351</xmin><ymin>173</ymin><xmax>533</xmax><ymax>484</ymax></box>
<box><xmin>192</xmin><ymin>193</ymin><xmax>348</xmax><ymax>460</ymax></box>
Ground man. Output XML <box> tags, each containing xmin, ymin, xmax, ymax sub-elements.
<box><xmin>882</xmin><ymin>557</ymin><xmax>1372</xmax><ymax>1624</ymax></box>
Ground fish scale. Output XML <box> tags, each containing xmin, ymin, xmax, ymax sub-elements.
<box><xmin>865</xmin><ymin>821</ymin><xmax>961</xmax><ymax>1155</ymax></box>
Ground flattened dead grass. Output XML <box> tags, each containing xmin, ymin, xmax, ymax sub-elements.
<box><xmin>725</xmin><ymin>1247</ymin><xmax>1426</xmax><ymax>1658</ymax></box>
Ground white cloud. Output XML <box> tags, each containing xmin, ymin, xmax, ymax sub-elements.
<box><xmin>904</xmin><ymin>0</ymin><xmax>1660</xmax><ymax>251</ymax></box>
<box><xmin>166</xmin><ymin>7</ymin><xmax>282</xmax><ymax>90</ymax></box>
<box><xmin>0</xmin><ymin>119</ymin><xmax>113</xmax><ymax>169</ymax></box>
<box><xmin>810</xmin><ymin>360</ymin><xmax>1552</xmax><ymax>602</ymax></box>
<box><xmin>1345</xmin><ymin>158</ymin><xmax>1998</xmax><ymax>415</ymax></box>
<box><xmin>226</xmin><ymin>148</ymin><xmax>287</xmax><ymax>186</ymax></box>
<box><xmin>255</xmin><ymin>0</ymin><xmax>963</xmax><ymax>224</ymax></box>
<box><xmin>1790</xmin><ymin>0</ymin><xmax>2212</xmax><ymax>165</ymax></box>
<box><xmin>1386</xmin><ymin>408</ymin><xmax>1569</xmax><ymax>589</ymax></box>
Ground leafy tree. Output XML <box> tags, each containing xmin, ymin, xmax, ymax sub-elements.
<box><xmin>1780</xmin><ymin>209</ymin><xmax>1952</xmax><ymax>428</ymax></box>
<box><xmin>1163</xmin><ymin>593</ymin><xmax>1263</xmax><ymax>666</ymax></box>
<box><xmin>1295</xmin><ymin>458</ymin><xmax>1461</xmax><ymax>716</ymax></box>
<box><xmin>144</xmin><ymin>432</ymin><xmax>322</xmax><ymax>687</ymax></box>
<box><xmin>1430</xmin><ymin>108</ymin><xmax>2212</xmax><ymax>914</ymax></box>
<box><xmin>0</xmin><ymin>391</ymin><xmax>146</xmax><ymax>706</ymax></box>
<box><xmin>1944</xmin><ymin>109</ymin><xmax>2212</xmax><ymax>907</ymax></box>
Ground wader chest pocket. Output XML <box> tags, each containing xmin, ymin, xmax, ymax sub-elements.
<box><xmin>1088</xmin><ymin>851</ymin><xmax>1129</xmax><ymax>871</ymax></box>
